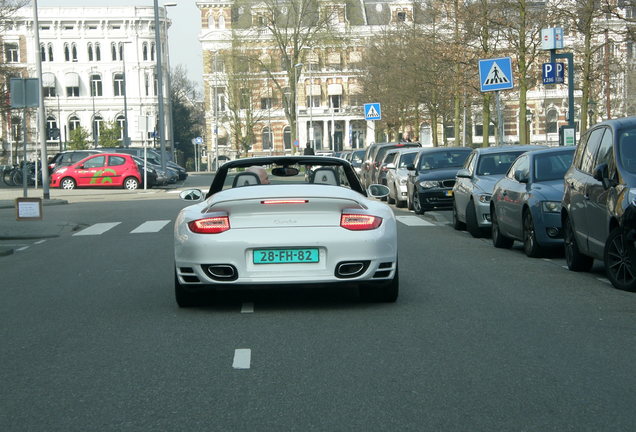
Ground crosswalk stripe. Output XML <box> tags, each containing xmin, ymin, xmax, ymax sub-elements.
<box><xmin>396</xmin><ymin>216</ymin><xmax>435</xmax><ymax>226</ymax></box>
<box><xmin>73</xmin><ymin>222</ymin><xmax>121</xmax><ymax>236</ymax></box>
<box><xmin>130</xmin><ymin>220</ymin><xmax>171</xmax><ymax>234</ymax></box>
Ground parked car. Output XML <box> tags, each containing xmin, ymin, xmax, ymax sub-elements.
<box><xmin>386</xmin><ymin>149</ymin><xmax>421</xmax><ymax>207</ymax></box>
<box><xmin>346</xmin><ymin>149</ymin><xmax>366</xmax><ymax>177</ymax></box>
<box><xmin>174</xmin><ymin>156</ymin><xmax>398</xmax><ymax>307</ymax></box>
<box><xmin>100</xmin><ymin>147</ymin><xmax>188</xmax><ymax>180</ymax></box>
<box><xmin>376</xmin><ymin>149</ymin><xmax>403</xmax><ymax>200</ymax></box>
<box><xmin>361</xmin><ymin>142</ymin><xmax>421</xmax><ymax>189</ymax></box>
<box><xmin>561</xmin><ymin>116</ymin><xmax>636</xmax><ymax>291</ymax></box>
<box><xmin>453</xmin><ymin>145</ymin><xmax>543</xmax><ymax>237</ymax></box>
<box><xmin>406</xmin><ymin>147</ymin><xmax>472</xmax><ymax>214</ymax></box>
<box><xmin>131</xmin><ymin>155</ymin><xmax>163</xmax><ymax>188</ymax></box>
<box><xmin>50</xmin><ymin>153</ymin><xmax>143</xmax><ymax>190</ymax></box>
<box><xmin>48</xmin><ymin>150</ymin><xmax>102</xmax><ymax>172</ymax></box>
<box><xmin>490</xmin><ymin>146</ymin><xmax>575</xmax><ymax>257</ymax></box>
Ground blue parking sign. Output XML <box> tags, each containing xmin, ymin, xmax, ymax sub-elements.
<box><xmin>364</xmin><ymin>103</ymin><xmax>381</xmax><ymax>121</ymax></box>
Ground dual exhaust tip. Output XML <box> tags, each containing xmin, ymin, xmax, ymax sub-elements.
<box><xmin>204</xmin><ymin>261</ymin><xmax>369</xmax><ymax>281</ymax></box>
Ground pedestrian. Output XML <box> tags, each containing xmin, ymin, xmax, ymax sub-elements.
<box><xmin>303</xmin><ymin>144</ymin><xmax>315</xmax><ymax>155</ymax></box>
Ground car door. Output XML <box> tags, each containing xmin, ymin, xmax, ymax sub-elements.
<box><xmin>566</xmin><ymin>127</ymin><xmax>604</xmax><ymax>254</ymax></box>
<box><xmin>454</xmin><ymin>151</ymin><xmax>477</xmax><ymax>221</ymax></box>
<box><xmin>106</xmin><ymin>155</ymin><xmax>128</xmax><ymax>186</ymax></box>
<box><xmin>504</xmin><ymin>155</ymin><xmax>530</xmax><ymax>239</ymax></box>
<box><xmin>76</xmin><ymin>155</ymin><xmax>107</xmax><ymax>186</ymax></box>
<box><xmin>585</xmin><ymin>127</ymin><xmax>615</xmax><ymax>257</ymax></box>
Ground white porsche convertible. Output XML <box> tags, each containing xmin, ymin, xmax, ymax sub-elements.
<box><xmin>174</xmin><ymin>156</ymin><xmax>398</xmax><ymax>307</ymax></box>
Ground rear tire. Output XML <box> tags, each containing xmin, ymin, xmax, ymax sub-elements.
<box><xmin>175</xmin><ymin>271</ymin><xmax>200</xmax><ymax>308</ymax></box>
<box><xmin>491</xmin><ymin>207</ymin><xmax>514</xmax><ymax>249</ymax></box>
<box><xmin>124</xmin><ymin>177</ymin><xmax>139</xmax><ymax>190</ymax></box>
<box><xmin>360</xmin><ymin>264</ymin><xmax>399</xmax><ymax>303</ymax></box>
<box><xmin>604</xmin><ymin>227</ymin><xmax>636</xmax><ymax>292</ymax></box>
<box><xmin>564</xmin><ymin>216</ymin><xmax>594</xmax><ymax>272</ymax></box>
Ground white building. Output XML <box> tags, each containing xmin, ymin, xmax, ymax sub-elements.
<box><xmin>1</xmin><ymin>6</ymin><xmax>173</xmax><ymax>164</ymax></box>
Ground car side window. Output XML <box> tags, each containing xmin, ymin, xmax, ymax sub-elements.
<box><xmin>109</xmin><ymin>156</ymin><xmax>126</xmax><ymax>167</ymax></box>
<box><xmin>464</xmin><ymin>153</ymin><xmax>476</xmax><ymax>175</ymax></box>
<box><xmin>580</xmin><ymin>128</ymin><xmax>605</xmax><ymax>174</ymax></box>
<box><xmin>618</xmin><ymin>129</ymin><xmax>636</xmax><ymax>174</ymax></box>
<box><xmin>83</xmin><ymin>156</ymin><xmax>106</xmax><ymax>168</ymax></box>
<box><xmin>595</xmin><ymin>129</ymin><xmax>614</xmax><ymax>172</ymax></box>
<box><xmin>573</xmin><ymin>131</ymin><xmax>590</xmax><ymax>170</ymax></box>
<box><xmin>507</xmin><ymin>156</ymin><xmax>525</xmax><ymax>179</ymax></box>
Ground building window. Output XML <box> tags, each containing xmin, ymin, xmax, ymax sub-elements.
<box><xmin>5</xmin><ymin>43</ymin><xmax>19</xmax><ymax>63</ymax></box>
<box><xmin>283</xmin><ymin>126</ymin><xmax>291</xmax><ymax>150</ymax></box>
<box><xmin>142</xmin><ymin>42</ymin><xmax>148</xmax><ymax>61</ymax></box>
<box><xmin>64</xmin><ymin>43</ymin><xmax>70</xmax><ymax>62</ymax></box>
<box><xmin>307</xmin><ymin>94</ymin><xmax>320</xmax><ymax>108</ymax></box>
<box><xmin>71</xmin><ymin>43</ymin><xmax>78</xmax><ymax>62</ymax></box>
<box><xmin>43</xmin><ymin>85</ymin><xmax>56</xmax><ymax>97</ymax></box>
<box><xmin>262</xmin><ymin>127</ymin><xmax>272</xmax><ymax>150</ymax></box>
<box><xmin>88</xmin><ymin>43</ymin><xmax>94</xmax><ymax>61</ymax></box>
<box><xmin>150</xmin><ymin>43</ymin><xmax>155</xmax><ymax>61</ymax></box>
<box><xmin>93</xmin><ymin>114</ymin><xmax>103</xmax><ymax>141</ymax></box>
<box><xmin>40</xmin><ymin>43</ymin><xmax>46</xmax><ymax>62</ymax></box>
<box><xmin>397</xmin><ymin>12</ymin><xmax>406</xmax><ymax>22</ymax></box>
<box><xmin>330</xmin><ymin>95</ymin><xmax>341</xmax><ymax>110</ymax></box>
<box><xmin>546</xmin><ymin>109</ymin><xmax>558</xmax><ymax>134</ymax></box>
<box><xmin>90</xmin><ymin>74</ymin><xmax>102</xmax><ymax>97</ymax></box>
<box><xmin>114</xmin><ymin>73</ymin><xmax>125</xmax><ymax>96</ymax></box>
<box><xmin>213</xmin><ymin>87</ymin><xmax>226</xmax><ymax>112</ymax></box>
<box><xmin>212</xmin><ymin>57</ymin><xmax>225</xmax><ymax>73</ymax></box>
<box><xmin>116</xmin><ymin>115</ymin><xmax>126</xmax><ymax>140</ymax></box>
<box><xmin>68</xmin><ymin>115</ymin><xmax>81</xmax><ymax>132</ymax></box>
<box><xmin>240</xmin><ymin>88</ymin><xmax>250</xmax><ymax>110</ymax></box>
<box><xmin>95</xmin><ymin>43</ymin><xmax>101</xmax><ymax>61</ymax></box>
<box><xmin>261</xmin><ymin>97</ymin><xmax>272</xmax><ymax>110</ymax></box>
<box><xmin>46</xmin><ymin>116</ymin><xmax>59</xmax><ymax>141</ymax></box>
<box><xmin>144</xmin><ymin>72</ymin><xmax>150</xmax><ymax>96</ymax></box>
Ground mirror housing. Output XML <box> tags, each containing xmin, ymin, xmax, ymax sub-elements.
<box><xmin>368</xmin><ymin>184</ymin><xmax>390</xmax><ymax>198</ymax></box>
<box><xmin>593</xmin><ymin>163</ymin><xmax>617</xmax><ymax>189</ymax></box>
<box><xmin>406</xmin><ymin>164</ymin><xmax>416</xmax><ymax>172</ymax></box>
<box><xmin>456</xmin><ymin>168</ymin><xmax>471</xmax><ymax>178</ymax></box>
<box><xmin>179</xmin><ymin>189</ymin><xmax>203</xmax><ymax>201</ymax></box>
<box><xmin>514</xmin><ymin>170</ymin><xmax>529</xmax><ymax>183</ymax></box>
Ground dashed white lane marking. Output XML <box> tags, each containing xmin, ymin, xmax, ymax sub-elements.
<box><xmin>396</xmin><ymin>216</ymin><xmax>435</xmax><ymax>226</ymax></box>
<box><xmin>130</xmin><ymin>220</ymin><xmax>171</xmax><ymax>234</ymax></box>
<box><xmin>16</xmin><ymin>246</ymin><xmax>29</xmax><ymax>252</ymax></box>
<box><xmin>34</xmin><ymin>240</ymin><xmax>46</xmax><ymax>245</ymax></box>
<box><xmin>241</xmin><ymin>302</ymin><xmax>254</xmax><ymax>313</ymax></box>
<box><xmin>233</xmin><ymin>349</ymin><xmax>251</xmax><ymax>369</ymax></box>
<box><xmin>73</xmin><ymin>222</ymin><xmax>121</xmax><ymax>236</ymax></box>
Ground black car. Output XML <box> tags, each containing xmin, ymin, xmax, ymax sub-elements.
<box><xmin>406</xmin><ymin>147</ymin><xmax>472</xmax><ymax>214</ymax></box>
<box><xmin>48</xmin><ymin>150</ymin><xmax>102</xmax><ymax>172</ymax></box>
<box><xmin>100</xmin><ymin>147</ymin><xmax>188</xmax><ymax>180</ymax></box>
<box><xmin>561</xmin><ymin>116</ymin><xmax>636</xmax><ymax>291</ymax></box>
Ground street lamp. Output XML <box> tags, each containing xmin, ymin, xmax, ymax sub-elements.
<box><xmin>121</xmin><ymin>41</ymin><xmax>132</xmax><ymax>147</ymax></box>
<box><xmin>153</xmin><ymin>0</ymin><xmax>177</xmax><ymax>171</ymax></box>
<box><xmin>294</xmin><ymin>63</ymin><xmax>303</xmax><ymax>152</ymax></box>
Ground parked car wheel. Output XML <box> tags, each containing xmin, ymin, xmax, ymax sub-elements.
<box><xmin>387</xmin><ymin>191</ymin><xmax>396</xmax><ymax>205</ymax></box>
<box><xmin>360</xmin><ymin>264</ymin><xmax>399</xmax><ymax>303</ymax></box>
<box><xmin>407</xmin><ymin>193</ymin><xmax>413</xmax><ymax>210</ymax></box>
<box><xmin>175</xmin><ymin>271</ymin><xmax>201</xmax><ymax>307</ymax></box>
<box><xmin>60</xmin><ymin>177</ymin><xmax>76</xmax><ymax>190</ymax></box>
<box><xmin>466</xmin><ymin>200</ymin><xmax>483</xmax><ymax>238</ymax></box>
<box><xmin>413</xmin><ymin>192</ymin><xmax>424</xmax><ymax>214</ymax></box>
<box><xmin>604</xmin><ymin>227</ymin><xmax>636</xmax><ymax>292</ymax></box>
<box><xmin>452</xmin><ymin>201</ymin><xmax>465</xmax><ymax>231</ymax></box>
<box><xmin>123</xmin><ymin>177</ymin><xmax>139</xmax><ymax>191</ymax></box>
<box><xmin>564</xmin><ymin>216</ymin><xmax>594</xmax><ymax>272</ymax></box>
<box><xmin>491</xmin><ymin>207</ymin><xmax>513</xmax><ymax>249</ymax></box>
<box><xmin>523</xmin><ymin>211</ymin><xmax>543</xmax><ymax>258</ymax></box>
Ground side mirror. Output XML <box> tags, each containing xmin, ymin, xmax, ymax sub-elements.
<box><xmin>368</xmin><ymin>184</ymin><xmax>390</xmax><ymax>198</ymax></box>
<box><xmin>406</xmin><ymin>164</ymin><xmax>416</xmax><ymax>172</ymax></box>
<box><xmin>386</xmin><ymin>163</ymin><xmax>396</xmax><ymax>170</ymax></box>
<box><xmin>179</xmin><ymin>188</ymin><xmax>203</xmax><ymax>201</ymax></box>
<box><xmin>593</xmin><ymin>163</ymin><xmax>617</xmax><ymax>189</ymax></box>
<box><xmin>456</xmin><ymin>168</ymin><xmax>471</xmax><ymax>178</ymax></box>
<box><xmin>514</xmin><ymin>170</ymin><xmax>529</xmax><ymax>183</ymax></box>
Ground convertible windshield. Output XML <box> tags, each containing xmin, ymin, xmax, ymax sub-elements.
<box><xmin>220</xmin><ymin>162</ymin><xmax>352</xmax><ymax>190</ymax></box>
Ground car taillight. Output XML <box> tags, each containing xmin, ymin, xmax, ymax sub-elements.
<box><xmin>188</xmin><ymin>216</ymin><xmax>230</xmax><ymax>234</ymax></box>
<box><xmin>340</xmin><ymin>213</ymin><xmax>382</xmax><ymax>231</ymax></box>
<box><xmin>261</xmin><ymin>199</ymin><xmax>309</xmax><ymax>205</ymax></box>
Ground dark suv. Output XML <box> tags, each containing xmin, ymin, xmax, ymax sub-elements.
<box><xmin>561</xmin><ymin>116</ymin><xmax>636</xmax><ymax>291</ymax></box>
<box><xmin>361</xmin><ymin>142</ymin><xmax>421</xmax><ymax>189</ymax></box>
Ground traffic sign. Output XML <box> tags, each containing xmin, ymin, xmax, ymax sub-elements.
<box><xmin>194</xmin><ymin>136</ymin><xmax>203</xmax><ymax>145</ymax></box>
<box><xmin>542</xmin><ymin>62</ymin><xmax>564</xmax><ymax>85</ymax></box>
<box><xmin>478</xmin><ymin>57</ymin><xmax>514</xmax><ymax>92</ymax></box>
<box><xmin>364</xmin><ymin>103</ymin><xmax>381</xmax><ymax>121</ymax></box>
<box><xmin>541</xmin><ymin>27</ymin><xmax>564</xmax><ymax>50</ymax></box>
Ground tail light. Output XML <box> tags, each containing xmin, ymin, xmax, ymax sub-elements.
<box><xmin>340</xmin><ymin>213</ymin><xmax>382</xmax><ymax>231</ymax></box>
<box><xmin>188</xmin><ymin>216</ymin><xmax>230</xmax><ymax>234</ymax></box>
<box><xmin>261</xmin><ymin>199</ymin><xmax>308</xmax><ymax>205</ymax></box>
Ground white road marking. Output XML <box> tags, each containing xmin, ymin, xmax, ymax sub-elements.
<box><xmin>233</xmin><ymin>349</ymin><xmax>251</xmax><ymax>369</ymax></box>
<box><xmin>34</xmin><ymin>240</ymin><xmax>46</xmax><ymax>245</ymax></box>
<box><xmin>596</xmin><ymin>277</ymin><xmax>612</xmax><ymax>285</ymax></box>
<box><xmin>561</xmin><ymin>265</ymin><xmax>569</xmax><ymax>269</ymax></box>
<box><xmin>241</xmin><ymin>302</ymin><xmax>254</xmax><ymax>313</ymax></box>
<box><xmin>16</xmin><ymin>246</ymin><xmax>29</xmax><ymax>252</ymax></box>
<box><xmin>396</xmin><ymin>216</ymin><xmax>435</xmax><ymax>226</ymax></box>
<box><xmin>130</xmin><ymin>220</ymin><xmax>171</xmax><ymax>234</ymax></box>
<box><xmin>73</xmin><ymin>222</ymin><xmax>121</xmax><ymax>236</ymax></box>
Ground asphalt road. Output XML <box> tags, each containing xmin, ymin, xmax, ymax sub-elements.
<box><xmin>1</xmin><ymin>182</ymin><xmax>634</xmax><ymax>431</ymax></box>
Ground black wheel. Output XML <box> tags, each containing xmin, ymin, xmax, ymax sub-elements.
<box><xmin>491</xmin><ymin>207</ymin><xmax>513</xmax><ymax>249</ymax></box>
<box><xmin>407</xmin><ymin>191</ymin><xmax>414</xmax><ymax>210</ymax></box>
<box><xmin>452</xmin><ymin>201</ymin><xmax>465</xmax><ymax>230</ymax></box>
<box><xmin>604</xmin><ymin>227</ymin><xmax>636</xmax><ymax>292</ymax></box>
<box><xmin>175</xmin><ymin>271</ymin><xmax>200</xmax><ymax>307</ymax></box>
<box><xmin>413</xmin><ymin>192</ymin><xmax>424</xmax><ymax>214</ymax></box>
<box><xmin>396</xmin><ymin>199</ymin><xmax>405</xmax><ymax>208</ymax></box>
<box><xmin>523</xmin><ymin>210</ymin><xmax>543</xmax><ymax>258</ymax></box>
<box><xmin>11</xmin><ymin>170</ymin><xmax>23</xmax><ymax>186</ymax></box>
<box><xmin>387</xmin><ymin>187</ymin><xmax>396</xmax><ymax>205</ymax></box>
<box><xmin>124</xmin><ymin>177</ymin><xmax>139</xmax><ymax>190</ymax></box>
<box><xmin>466</xmin><ymin>200</ymin><xmax>482</xmax><ymax>238</ymax></box>
<box><xmin>3</xmin><ymin>169</ymin><xmax>16</xmax><ymax>186</ymax></box>
<box><xmin>60</xmin><ymin>177</ymin><xmax>76</xmax><ymax>190</ymax></box>
<box><xmin>563</xmin><ymin>216</ymin><xmax>594</xmax><ymax>272</ymax></box>
<box><xmin>360</xmin><ymin>264</ymin><xmax>399</xmax><ymax>303</ymax></box>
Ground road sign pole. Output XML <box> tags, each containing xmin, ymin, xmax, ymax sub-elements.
<box><xmin>495</xmin><ymin>91</ymin><xmax>504</xmax><ymax>146</ymax></box>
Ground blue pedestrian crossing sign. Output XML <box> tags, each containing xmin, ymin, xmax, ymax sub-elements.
<box><xmin>479</xmin><ymin>57</ymin><xmax>514</xmax><ymax>92</ymax></box>
<box><xmin>364</xmin><ymin>103</ymin><xmax>382</xmax><ymax>121</ymax></box>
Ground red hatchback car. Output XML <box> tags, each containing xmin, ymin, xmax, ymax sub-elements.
<box><xmin>50</xmin><ymin>153</ymin><xmax>142</xmax><ymax>190</ymax></box>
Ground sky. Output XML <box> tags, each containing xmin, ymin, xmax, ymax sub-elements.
<box><xmin>37</xmin><ymin>0</ymin><xmax>203</xmax><ymax>89</ymax></box>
